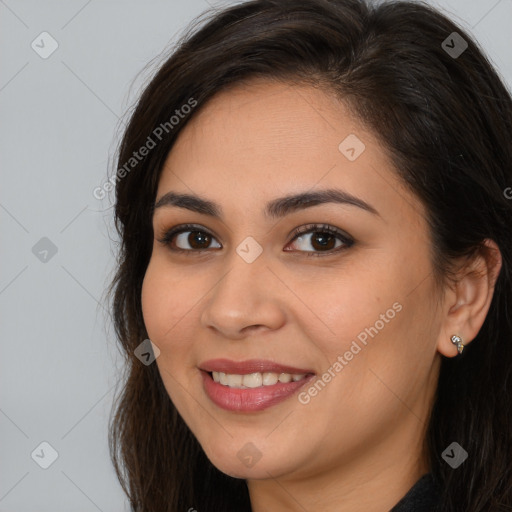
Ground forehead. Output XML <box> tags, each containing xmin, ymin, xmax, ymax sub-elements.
<box><xmin>164</xmin><ymin>79</ymin><xmax>362</xmax><ymax>178</ymax></box>
<box><xmin>157</xmin><ymin>79</ymin><xmax>423</xmax><ymax>224</ymax></box>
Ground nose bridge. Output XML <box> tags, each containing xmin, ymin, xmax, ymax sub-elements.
<box><xmin>213</xmin><ymin>241</ymin><xmax>271</xmax><ymax>309</ymax></box>
<box><xmin>217</xmin><ymin>230</ymin><xmax>270</xmax><ymax>292</ymax></box>
<box><xmin>200</xmin><ymin>241</ymin><xmax>285</xmax><ymax>337</ymax></box>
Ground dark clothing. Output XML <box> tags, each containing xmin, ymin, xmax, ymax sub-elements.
<box><xmin>389</xmin><ymin>473</ymin><xmax>441</xmax><ymax>512</ymax></box>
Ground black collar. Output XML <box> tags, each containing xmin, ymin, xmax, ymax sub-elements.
<box><xmin>389</xmin><ymin>473</ymin><xmax>441</xmax><ymax>512</ymax></box>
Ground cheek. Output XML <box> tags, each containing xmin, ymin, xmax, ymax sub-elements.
<box><xmin>141</xmin><ymin>259</ymin><xmax>200</xmax><ymax>404</ymax></box>
<box><xmin>140</xmin><ymin>261</ymin><xmax>166</xmax><ymax>340</ymax></box>
<box><xmin>141</xmin><ymin>255</ymin><xmax>195</xmax><ymax>342</ymax></box>
<box><xmin>288</xmin><ymin>267</ymin><xmax>399</xmax><ymax>349</ymax></box>
<box><xmin>301</xmin><ymin>256</ymin><xmax>432</xmax><ymax>397</ymax></box>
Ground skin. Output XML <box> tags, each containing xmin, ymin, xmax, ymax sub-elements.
<box><xmin>141</xmin><ymin>79</ymin><xmax>501</xmax><ymax>512</ymax></box>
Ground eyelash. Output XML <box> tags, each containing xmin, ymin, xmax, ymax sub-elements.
<box><xmin>157</xmin><ymin>223</ymin><xmax>354</xmax><ymax>257</ymax></box>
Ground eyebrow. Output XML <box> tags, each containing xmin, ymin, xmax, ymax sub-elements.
<box><xmin>153</xmin><ymin>188</ymin><xmax>380</xmax><ymax>219</ymax></box>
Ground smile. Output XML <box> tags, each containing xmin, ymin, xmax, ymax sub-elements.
<box><xmin>212</xmin><ymin>371</ymin><xmax>308</xmax><ymax>388</ymax></box>
<box><xmin>200</xmin><ymin>370</ymin><xmax>315</xmax><ymax>412</ymax></box>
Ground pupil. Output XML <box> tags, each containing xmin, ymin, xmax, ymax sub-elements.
<box><xmin>313</xmin><ymin>233</ymin><xmax>334</xmax><ymax>250</ymax></box>
<box><xmin>190</xmin><ymin>231</ymin><xmax>210</xmax><ymax>249</ymax></box>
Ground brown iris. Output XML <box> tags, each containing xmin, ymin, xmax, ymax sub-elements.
<box><xmin>187</xmin><ymin>230</ymin><xmax>212</xmax><ymax>250</ymax></box>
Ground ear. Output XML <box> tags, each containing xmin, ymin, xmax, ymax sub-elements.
<box><xmin>437</xmin><ymin>239</ymin><xmax>502</xmax><ymax>357</ymax></box>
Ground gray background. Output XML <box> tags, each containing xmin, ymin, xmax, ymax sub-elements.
<box><xmin>1</xmin><ymin>0</ymin><xmax>511</xmax><ymax>510</ymax></box>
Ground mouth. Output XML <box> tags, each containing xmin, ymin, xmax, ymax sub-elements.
<box><xmin>199</xmin><ymin>358</ymin><xmax>315</xmax><ymax>376</ymax></box>
<box><xmin>206</xmin><ymin>370</ymin><xmax>313</xmax><ymax>388</ymax></box>
<box><xmin>198</xmin><ymin>359</ymin><xmax>316</xmax><ymax>412</ymax></box>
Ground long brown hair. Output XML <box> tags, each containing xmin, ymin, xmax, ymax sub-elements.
<box><xmin>106</xmin><ymin>1</ymin><xmax>512</xmax><ymax>510</ymax></box>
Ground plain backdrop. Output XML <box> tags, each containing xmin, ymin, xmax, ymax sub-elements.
<box><xmin>1</xmin><ymin>0</ymin><xmax>511</xmax><ymax>510</ymax></box>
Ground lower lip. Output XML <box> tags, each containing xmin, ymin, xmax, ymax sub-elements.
<box><xmin>200</xmin><ymin>370</ymin><xmax>315</xmax><ymax>412</ymax></box>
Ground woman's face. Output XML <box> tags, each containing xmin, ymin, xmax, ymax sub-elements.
<box><xmin>141</xmin><ymin>79</ymin><xmax>444</xmax><ymax>483</ymax></box>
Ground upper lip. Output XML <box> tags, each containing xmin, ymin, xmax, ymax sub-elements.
<box><xmin>199</xmin><ymin>358</ymin><xmax>315</xmax><ymax>375</ymax></box>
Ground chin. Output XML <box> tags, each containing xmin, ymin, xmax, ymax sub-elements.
<box><xmin>201</xmin><ymin>441</ymin><xmax>299</xmax><ymax>481</ymax></box>
<box><xmin>209</xmin><ymin>457</ymin><xmax>285</xmax><ymax>480</ymax></box>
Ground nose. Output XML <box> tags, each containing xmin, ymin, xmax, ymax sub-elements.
<box><xmin>199</xmin><ymin>248</ymin><xmax>286</xmax><ymax>340</ymax></box>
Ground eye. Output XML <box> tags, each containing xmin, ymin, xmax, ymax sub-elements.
<box><xmin>157</xmin><ymin>224</ymin><xmax>221</xmax><ymax>253</ymax></box>
<box><xmin>157</xmin><ymin>222</ymin><xmax>354</xmax><ymax>256</ymax></box>
<box><xmin>286</xmin><ymin>223</ymin><xmax>354</xmax><ymax>257</ymax></box>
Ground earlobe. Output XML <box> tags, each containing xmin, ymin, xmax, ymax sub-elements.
<box><xmin>437</xmin><ymin>239</ymin><xmax>502</xmax><ymax>358</ymax></box>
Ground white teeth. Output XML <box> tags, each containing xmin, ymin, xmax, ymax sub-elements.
<box><xmin>211</xmin><ymin>371</ymin><xmax>308</xmax><ymax>388</ymax></box>
<box><xmin>226</xmin><ymin>374</ymin><xmax>243</xmax><ymax>387</ymax></box>
<box><xmin>262</xmin><ymin>372</ymin><xmax>278</xmax><ymax>385</ymax></box>
<box><xmin>243</xmin><ymin>372</ymin><xmax>263</xmax><ymax>388</ymax></box>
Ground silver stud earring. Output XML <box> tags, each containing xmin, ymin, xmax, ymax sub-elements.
<box><xmin>451</xmin><ymin>335</ymin><xmax>465</xmax><ymax>354</ymax></box>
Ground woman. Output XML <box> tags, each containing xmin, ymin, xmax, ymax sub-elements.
<box><xmin>106</xmin><ymin>0</ymin><xmax>512</xmax><ymax>510</ymax></box>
